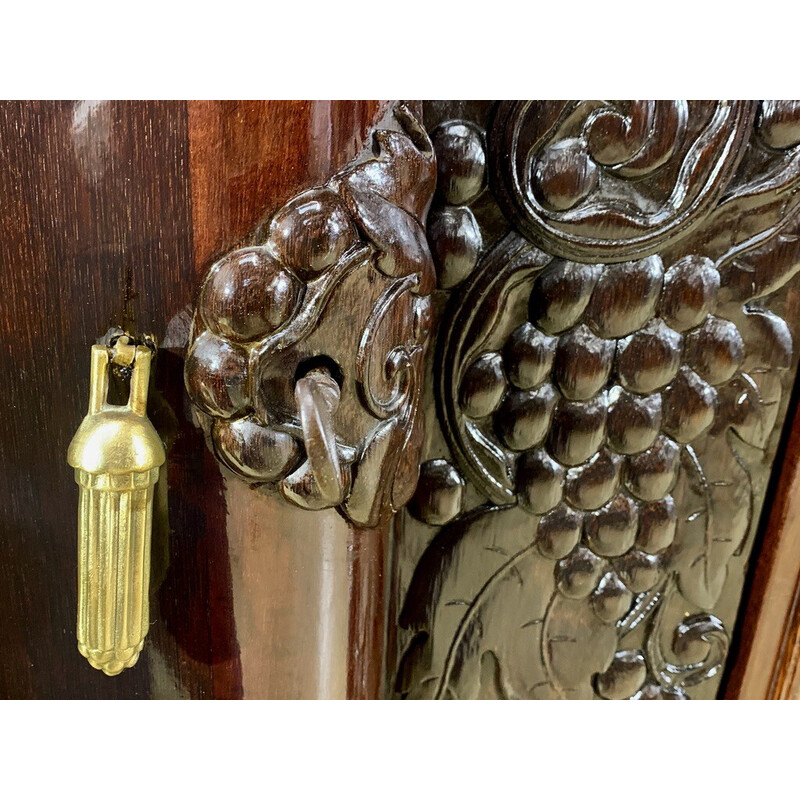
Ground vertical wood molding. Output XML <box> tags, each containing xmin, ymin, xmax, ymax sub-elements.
<box><xmin>724</xmin><ymin>381</ymin><xmax>800</xmax><ymax>698</ymax></box>
<box><xmin>184</xmin><ymin>100</ymin><xmax>429</xmax><ymax>698</ymax></box>
<box><xmin>187</xmin><ymin>100</ymin><xmax>390</xmax><ymax>269</ymax></box>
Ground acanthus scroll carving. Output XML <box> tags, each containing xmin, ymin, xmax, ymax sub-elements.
<box><xmin>394</xmin><ymin>99</ymin><xmax>800</xmax><ymax>700</ymax></box>
<box><xmin>185</xmin><ymin>103</ymin><xmax>435</xmax><ymax>527</ymax></box>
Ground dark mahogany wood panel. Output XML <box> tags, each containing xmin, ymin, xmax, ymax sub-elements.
<box><xmin>0</xmin><ymin>100</ymin><xmax>196</xmax><ymax>698</ymax></box>
<box><xmin>390</xmin><ymin>101</ymin><xmax>800</xmax><ymax>700</ymax></box>
<box><xmin>0</xmin><ymin>100</ymin><xmax>388</xmax><ymax>698</ymax></box>
<box><xmin>187</xmin><ymin>100</ymin><xmax>390</xmax><ymax>269</ymax></box>
<box><xmin>182</xmin><ymin>101</ymin><xmax>431</xmax><ymax>698</ymax></box>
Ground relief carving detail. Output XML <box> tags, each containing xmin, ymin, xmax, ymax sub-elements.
<box><xmin>185</xmin><ymin>103</ymin><xmax>435</xmax><ymax>527</ymax></box>
<box><xmin>182</xmin><ymin>99</ymin><xmax>800</xmax><ymax>699</ymax></box>
<box><xmin>394</xmin><ymin>100</ymin><xmax>800</xmax><ymax>699</ymax></box>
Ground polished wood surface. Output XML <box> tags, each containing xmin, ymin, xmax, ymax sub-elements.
<box><xmin>392</xmin><ymin>101</ymin><xmax>800</xmax><ymax>700</ymax></box>
<box><xmin>724</xmin><ymin>377</ymin><xmax>800</xmax><ymax>699</ymax></box>
<box><xmin>182</xmin><ymin>101</ymin><xmax>433</xmax><ymax>697</ymax></box>
<box><xmin>0</xmin><ymin>100</ymin><xmax>387</xmax><ymax>698</ymax></box>
<box><xmin>187</xmin><ymin>101</ymin><xmax>389</xmax><ymax>267</ymax></box>
<box><xmin>0</xmin><ymin>100</ymin><xmax>193</xmax><ymax>698</ymax></box>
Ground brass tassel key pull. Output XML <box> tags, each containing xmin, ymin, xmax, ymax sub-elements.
<box><xmin>67</xmin><ymin>337</ymin><xmax>165</xmax><ymax>675</ymax></box>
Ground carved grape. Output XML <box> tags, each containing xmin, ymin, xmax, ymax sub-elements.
<box><xmin>530</xmin><ymin>259</ymin><xmax>601</xmax><ymax>334</ymax></box>
<box><xmin>517</xmin><ymin>448</ymin><xmax>564</xmax><ymax>515</ymax></box>
<box><xmin>595</xmin><ymin>650</ymin><xmax>647</xmax><ymax>700</ymax></box>
<box><xmin>564</xmin><ymin>448</ymin><xmax>622</xmax><ymax>511</ymax></box>
<box><xmin>625</xmin><ymin>435</ymin><xmax>681</xmax><ymax>502</ymax></box>
<box><xmin>583</xmin><ymin>493</ymin><xmax>639</xmax><ymax>558</ymax></box>
<box><xmin>268</xmin><ymin>188</ymin><xmax>358</xmax><ymax>278</ymax></box>
<box><xmin>659</xmin><ymin>255</ymin><xmax>719</xmax><ymax>332</ymax></box>
<box><xmin>496</xmin><ymin>383</ymin><xmax>557</xmax><ymax>451</ymax></box>
<box><xmin>683</xmin><ymin>316</ymin><xmax>744</xmax><ymax>385</ymax></box>
<box><xmin>606</xmin><ymin>387</ymin><xmax>662</xmax><ymax>455</ymax></box>
<box><xmin>636</xmin><ymin>496</ymin><xmax>677</xmax><ymax>554</ymax></box>
<box><xmin>585</xmin><ymin>255</ymin><xmax>664</xmax><ymax>338</ymax></box>
<box><xmin>547</xmin><ymin>393</ymin><xmax>608</xmax><ymax>466</ymax></box>
<box><xmin>591</xmin><ymin>573</ymin><xmax>633</xmax><ymax>624</ymax></box>
<box><xmin>459</xmin><ymin>352</ymin><xmax>506</xmax><ymax>419</ymax></box>
<box><xmin>533</xmin><ymin>138</ymin><xmax>598</xmax><ymax>211</ymax></box>
<box><xmin>615</xmin><ymin>550</ymin><xmax>661</xmax><ymax>593</ymax></box>
<box><xmin>409</xmin><ymin>459</ymin><xmax>465</xmax><ymax>526</ymax></box>
<box><xmin>616</xmin><ymin>319</ymin><xmax>683</xmax><ymax>394</ymax></box>
<box><xmin>198</xmin><ymin>247</ymin><xmax>302</xmax><ymax>343</ymax></box>
<box><xmin>185</xmin><ymin>330</ymin><xmax>250</xmax><ymax>418</ymax></box>
<box><xmin>428</xmin><ymin>205</ymin><xmax>483</xmax><ymax>289</ymax></box>
<box><xmin>553</xmin><ymin>324</ymin><xmax>615</xmax><ymax>401</ymax></box>
<box><xmin>213</xmin><ymin>416</ymin><xmax>301</xmax><ymax>481</ymax></box>
<box><xmin>432</xmin><ymin>121</ymin><xmax>486</xmax><ymax>206</ymax></box>
<box><xmin>661</xmin><ymin>367</ymin><xmax>717</xmax><ymax>443</ymax></box>
<box><xmin>503</xmin><ymin>322</ymin><xmax>556</xmax><ymax>390</ymax></box>
<box><xmin>537</xmin><ymin>503</ymin><xmax>582</xmax><ymax>559</ymax></box>
<box><xmin>556</xmin><ymin>546</ymin><xmax>605</xmax><ymax>599</ymax></box>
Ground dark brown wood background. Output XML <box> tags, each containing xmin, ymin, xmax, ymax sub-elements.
<box><xmin>0</xmin><ymin>100</ymin><xmax>386</xmax><ymax>698</ymax></box>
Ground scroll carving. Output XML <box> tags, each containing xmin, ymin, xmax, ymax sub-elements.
<box><xmin>490</xmin><ymin>101</ymin><xmax>757</xmax><ymax>262</ymax></box>
<box><xmin>394</xmin><ymin>100</ymin><xmax>800</xmax><ymax>700</ymax></box>
<box><xmin>185</xmin><ymin>103</ymin><xmax>435</xmax><ymax>527</ymax></box>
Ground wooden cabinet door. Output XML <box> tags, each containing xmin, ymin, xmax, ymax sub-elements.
<box><xmin>1</xmin><ymin>100</ymin><xmax>798</xmax><ymax>699</ymax></box>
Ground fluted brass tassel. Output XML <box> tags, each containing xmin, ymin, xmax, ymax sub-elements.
<box><xmin>68</xmin><ymin>337</ymin><xmax>165</xmax><ymax>675</ymax></box>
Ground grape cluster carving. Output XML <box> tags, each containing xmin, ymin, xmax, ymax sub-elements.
<box><xmin>457</xmin><ymin>250</ymin><xmax>744</xmax><ymax>623</ymax></box>
<box><xmin>184</xmin><ymin>104</ymin><xmax>436</xmax><ymax>527</ymax></box>
<box><xmin>395</xmin><ymin>100</ymin><xmax>800</xmax><ymax>701</ymax></box>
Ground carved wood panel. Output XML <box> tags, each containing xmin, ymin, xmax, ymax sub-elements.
<box><xmin>392</xmin><ymin>101</ymin><xmax>800</xmax><ymax>700</ymax></box>
<box><xmin>178</xmin><ymin>100</ymin><xmax>800</xmax><ymax>699</ymax></box>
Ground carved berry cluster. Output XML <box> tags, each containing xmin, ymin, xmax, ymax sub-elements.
<box><xmin>456</xmin><ymin>250</ymin><xmax>756</xmax><ymax>622</ymax></box>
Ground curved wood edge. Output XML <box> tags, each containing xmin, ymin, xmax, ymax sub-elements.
<box><xmin>184</xmin><ymin>100</ymin><xmax>415</xmax><ymax>698</ymax></box>
<box><xmin>724</xmin><ymin>374</ymin><xmax>800</xmax><ymax>699</ymax></box>
<box><xmin>187</xmin><ymin>100</ymin><xmax>391</xmax><ymax>270</ymax></box>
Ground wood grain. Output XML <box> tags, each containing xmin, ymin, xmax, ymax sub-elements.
<box><xmin>0</xmin><ymin>100</ymin><xmax>392</xmax><ymax>698</ymax></box>
<box><xmin>392</xmin><ymin>100</ymin><xmax>800</xmax><ymax>700</ymax></box>
<box><xmin>0</xmin><ymin>100</ymin><xmax>196</xmax><ymax>698</ymax></box>
<box><xmin>187</xmin><ymin>100</ymin><xmax>390</xmax><ymax>269</ymax></box>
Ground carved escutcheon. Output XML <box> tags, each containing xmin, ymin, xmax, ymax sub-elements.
<box><xmin>185</xmin><ymin>104</ymin><xmax>436</xmax><ymax>527</ymax></box>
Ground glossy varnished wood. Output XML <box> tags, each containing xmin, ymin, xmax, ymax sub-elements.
<box><xmin>392</xmin><ymin>101</ymin><xmax>800</xmax><ymax>700</ymax></box>
<box><xmin>724</xmin><ymin>366</ymin><xmax>800</xmax><ymax>699</ymax></box>
<box><xmin>0</xmin><ymin>100</ymin><xmax>195</xmax><ymax>698</ymax></box>
<box><xmin>3</xmin><ymin>100</ymin><xmax>800</xmax><ymax>700</ymax></box>
<box><xmin>187</xmin><ymin>101</ymin><xmax>389</xmax><ymax>268</ymax></box>
<box><xmin>0</xmin><ymin>100</ymin><xmax>389</xmax><ymax>698</ymax></box>
<box><xmin>183</xmin><ymin>101</ymin><xmax>434</xmax><ymax>697</ymax></box>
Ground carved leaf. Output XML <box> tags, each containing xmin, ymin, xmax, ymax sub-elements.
<box><xmin>462</xmin><ymin>420</ymin><xmax>515</xmax><ymax>500</ymax></box>
<box><xmin>540</xmin><ymin>592</ymin><xmax>617</xmax><ymax>699</ymax></box>
<box><xmin>671</xmin><ymin>145</ymin><xmax>800</xmax><ymax>264</ymax></box>
<box><xmin>397</xmin><ymin>504</ymin><xmax>617</xmax><ymax>699</ymax></box>
<box><xmin>721</xmin><ymin>308</ymin><xmax>794</xmax><ymax>448</ymax></box>
<box><xmin>717</xmin><ymin>223</ymin><xmax>800</xmax><ymax>308</ymax></box>
<box><xmin>341</xmin><ymin>186</ymin><xmax>436</xmax><ymax>292</ymax></box>
<box><xmin>673</xmin><ymin>437</ymin><xmax>752</xmax><ymax>609</ymax></box>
